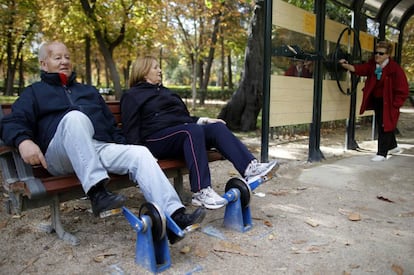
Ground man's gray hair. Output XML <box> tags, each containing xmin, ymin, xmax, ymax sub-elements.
<box><xmin>38</xmin><ymin>42</ymin><xmax>50</xmax><ymax>62</ymax></box>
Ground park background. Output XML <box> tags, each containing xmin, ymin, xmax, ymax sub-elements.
<box><xmin>1</xmin><ymin>0</ymin><xmax>413</xmax><ymax>111</ymax></box>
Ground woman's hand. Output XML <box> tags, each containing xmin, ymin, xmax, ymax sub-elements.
<box><xmin>197</xmin><ymin>117</ymin><xmax>226</xmax><ymax>125</ymax></box>
<box><xmin>206</xmin><ymin>118</ymin><xmax>226</xmax><ymax>124</ymax></box>
<box><xmin>338</xmin><ymin>59</ymin><xmax>355</xmax><ymax>72</ymax></box>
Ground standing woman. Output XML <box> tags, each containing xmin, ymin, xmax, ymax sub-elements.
<box><xmin>121</xmin><ymin>56</ymin><xmax>278</xmax><ymax>209</ymax></box>
<box><xmin>340</xmin><ymin>41</ymin><xmax>409</xmax><ymax>161</ymax></box>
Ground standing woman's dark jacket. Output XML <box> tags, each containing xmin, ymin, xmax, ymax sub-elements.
<box><xmin>0</xmin><ymin>71</ymin><xmax>125</xmax><ymax>153</ymax></box>
<box><xmin>354</xmin><ymin>57</ymin><xmax>409</xmax><ymax>132</ymax></box>
<box><xmin>120</xmin><ymin>82</ymin><xmax>200</xmax><ymax>144</ymax></box>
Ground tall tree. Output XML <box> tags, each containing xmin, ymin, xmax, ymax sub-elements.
<box><xmin>167</xmin><ymin>0</ymin><xmax>249</xmax><ymax>108</ymax></box>
<box><xmin>0</xmin><ymin>0</ymin><xmax>39</xmax><ymax>95</ymax></box>
<box><xmin>200</xmin><ymin>0</ymin><xmax>250</xmax><ymax>104</ymax></box>
<box><xmin>168</xmin><ymin>0</ymin><xmax>205</xmax><ymax>109</ymax></box>
<box><xmin>218</xmin><ymin>0</ymin><xmax>264</xmax><ymax>131</ymax></box>
<box><xmin>79</xmin><ymin>0</ymin><xmax>132</xmax><ymax>98</ymax></box>
<box><xmin>38</xmin><ymin>0</ymin><xmax>166</xmax><ymax>95</ymax></box>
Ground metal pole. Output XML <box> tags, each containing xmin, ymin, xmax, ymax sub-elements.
<box><xmin>261</xmin><ymin>0</ymin><xmax>272</xmax><ymax>162</ymax></box>
<box><xmin>346</xmin><ymin>3</ymin><xmax>362</xmax><ymax>150</ymax></box>
<box><xmin>308</xmin><ymin>0</ymin><xmax>325</xmax><ymax>162</ymax></box>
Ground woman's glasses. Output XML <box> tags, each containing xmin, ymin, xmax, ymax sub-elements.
<box><xmin>375</xmin><ymin>51</ymin><xmax>386</xmax><ymax>56</ymax></box>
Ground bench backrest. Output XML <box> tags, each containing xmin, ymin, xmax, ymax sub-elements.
<box><xmin>0</xmin><ymin>101</ymin><xmax>120</xmax><ymax>124</ymax></box>
<box><xmin>0</xmin><ymin>103</ymin><xmax>12</xmax><ymax>117</ymax></box>
<box><xmin>106</xmin><ymin>101</ymin><xmax>122</xmax><ymax>125</ymax></box>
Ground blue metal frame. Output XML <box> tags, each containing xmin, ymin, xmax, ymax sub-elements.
<box><xmin>122</xmin><ymin>207</ymin><xmax>171</xmax><ymax>273</ymax></box>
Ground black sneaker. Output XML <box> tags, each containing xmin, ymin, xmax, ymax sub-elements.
<box><xmin>88</xmin><ymin>183</ymin><xmax>126</xmax><ymax>217</ymax></box>
<box><xmin>167</xmin><ymin>207</ymin><xmax>206</xmax><ymax>244</ymax></box>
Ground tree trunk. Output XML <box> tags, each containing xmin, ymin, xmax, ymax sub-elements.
<box><xmin>123</xmin><ymin>60</ymin><xmax>131</xmax><ymax>89</ymax></box>
<box><xmin>80</xmin><ymin>0</ymin><xmax>124</xmax><ymax>98</ymax></box>
<box><xmin>220</xmin><ymin>29</ymin><xmax>225</xmax><ymax>91</ymax></box>
<box><xmin>85</xmin><ymin>35</ymin><xmax>92</xmax><ymax>85</ymax></box>
<box><xmin>5</xmin><ymin>17</ymin><xmax>15</xmax><ymax>96</ymax></box>
<box><xmin>95</xmin><ymin>55</ymin><xmax>101</xmax><ymax>87</ymax></box>
<box><xmin>227</xmin><ymin>54</ymin><xmax>233</xmax><ymax>90</ymax></box>
<box><xmin>18</xmin><ymin>54</ymin><xmax>24</xmax><ymax>94</ymax></box>
<box><xmin>191</xmin><ymin>52</ymin><xmax>197</xmax><ymax>110</ymax></box>
<box><xmin>200</xmin><ymin>14</ymin><xmax>221</xmax><ymax>105</ymax></box>
<box><xmin>94</xmin><ymin>32</ymin><xmax>122</xmax><ymax>98</ymax></box>
<box><xmin>218</xmin><ymin>0</ymin><xmax>264</xmax><ymax>131</ymax></box>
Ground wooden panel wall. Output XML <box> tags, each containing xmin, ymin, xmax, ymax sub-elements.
<box><xmin>272</xmin><ymin>0</ymin><xmax>375</xmax><ymax>49</ymax></box>
<box><xmin>270</xmin><ymin>76</ymin><xmax>371</xmax><ymax>127</ymax></box>
<box><xmin>269</xmin><ymin>0</ymin><xmax>374</xmax><ymax>128</ymax></box>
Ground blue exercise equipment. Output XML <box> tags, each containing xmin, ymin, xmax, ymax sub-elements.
<box><xmin>221</xmin><ymin>174</ymin><xmax>272</xmax><ymax>232</ymax></box>
<box><xmin>122</xmin><ymin>172</ymin><xmax>273</xmax><ymax>272</ymax></box>
<box><xmin>122</xmin><ymin>204</ymin><xmax>172</xmax><ymax>273</ymax></box>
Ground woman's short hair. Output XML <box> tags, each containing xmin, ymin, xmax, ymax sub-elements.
<box><xmin>376</xmin><ymin>40</ymin><xmax>393</xmax><ymax>54</ymax></box>
<box><xmin>129</xmin><ymin>56</ymin><xmax>157</xmax><ymax>87</ymax></box>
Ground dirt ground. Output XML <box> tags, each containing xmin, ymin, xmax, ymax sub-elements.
<box><xmin>0</xmin><ymin>103</ymin><xmax>413</xmax><ymax>275</ymax></box>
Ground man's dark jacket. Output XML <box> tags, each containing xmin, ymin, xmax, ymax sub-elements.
<box><xmin>0</xmin><ymin>71</ymin><xmax>125</xmax><ymax>153</ymax></box>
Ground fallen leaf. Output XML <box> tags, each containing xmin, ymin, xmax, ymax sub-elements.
<box><xmin>307</xmin><ymin>246</ymin><xmax>320</xmax><ymax>253</ymax></box>
<box><xmin>93</xmin><ymin>252</ymin><xmax>117</xmax><ymax>263</ymax></box>
<box><xmin>263</xmin><ymin>220</ymin><xmax>273</xmax><ymax>227</ymax></box>
<box><xmin>292</xmin><ymin>239</ymin><xmax>307</xmax><ymax>244</ymax></box>
<box><xmin>392</xmin><ymin>264</ymin><xmax>404</xmax><ymax>275</ymax></box>
<box><xmin>26</xmin><ymin>256</ymin><xmax>40</xmax><ymax>266</ymax></box>
<box><xmin>0</xmin><ymin>220</ymin><xmax>8</xmax><ymax>229</ymax></box>
<box><xmin>305</xmin><ymin>218</ymin><xmax>319</xmax><ymax>227</ymax></box>
<box><xmin>338</xmin><ymin>208</ymin><xmax>351</xmax><ymax>215</ymax></box>
<box><xmin>268</xmin><ymin>190</ymin><xmax>289</xmax><ymax>196</ymax></box>
<box><xmin>193</xmin><ymin>245</ymin><xmax>208</xmax><ymax>258</ymax></box>
<box><xmin>291</xmin><ymin>246</ymin><xmax>320</xmax><ymax>254</ymax></box>
<box><xmin>180</xmin><ymin>246</ymin><xmax>191</xmax><ymax>254</ymax></box>
<box><xmin>377</xmin><ymin>195</ymin><xmax>394</xmax><ymax>203</ymax></box>
<box><xmin>348</xmin><ymin>213</ymin><xmax>361</xmax><ymax>221</ymax></box>
<box><xmin>399</xmin><ymin>211</ymin><xmax>414</xmax><ymax>217</ymax></box>
<box><xmin>213</xmin><ymin>241</ymin><xmax>259</xmax><ymax>257</ymax></box>
<box><xmin>93</xmin><ymin>255</ymin><xmax>105</xmax><ymax>263</ymax></box>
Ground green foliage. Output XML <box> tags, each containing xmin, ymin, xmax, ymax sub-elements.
<box><xmin>285</xmin><ymin>0</ymin><xmax>313</xmax><ymax>11</ymax></box>
<box><xmin>189</xmin><ymin>103</ymin><xmax>222</xmax><ymax>118</ymax></box>
<box><xmin>169</xmin><ymin>85</ymin><xmax>234</xmax><ymax>100</ymax></box>
<box><xmin>285</xmin><ymin>0</ymin><xmax>351</xmax><ymax>25</ymax></box>
<box><xmin>402</xmin><ymin>17</ymin><xmax>414</xmax><ymax>83</ymax></box>
<box><xmin>0</xmin><ymin>96</ymin><xmax>18</xmax><ymax>104</ymax></box>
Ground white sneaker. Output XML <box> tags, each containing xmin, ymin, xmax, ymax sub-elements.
<box><xmin>388</xmin><ymin>147</ymin><xmax>403</xmax><ymax>155</ymax></box>
<box><xmin>371</xmin><ymin>155</ymin><xmax>386</xmax><ymax>162</ymax></box>
<box><xmin>192</xmin><ymin>187</ymin><xmax>227</xmax><ymax>210</ymax></box>
<box><xmin>244</xmin><ymin>159</ymin><xmax>279</xmax><ymax>181</ymax></box>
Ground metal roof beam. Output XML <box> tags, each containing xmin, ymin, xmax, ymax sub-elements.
<box><xmin>377</xmin><ymin>0</ymin><xmax>402</xmax><ymax>39</ymax></box>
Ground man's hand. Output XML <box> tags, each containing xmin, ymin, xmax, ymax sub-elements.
<box><xmin>18</xmin><ymin>140</ymin><xmax>48</xmax><ymax>169</ymax></box>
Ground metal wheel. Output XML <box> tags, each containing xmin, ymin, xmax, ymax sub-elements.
<box><xmin>139</xmin><ymin>202</ymin><xmax>166</xmax><ymax>241</ymax></box>
<box><xmin>333</xmin><ymin>27</ymin><xmax>362</xmax><ymax>96</ymax></box>
<box><xmin>225</xmin><ymin>178</ymin><xmax>252</xmax><ymax>208</ymax></box>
